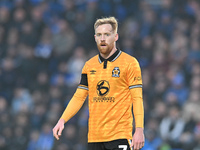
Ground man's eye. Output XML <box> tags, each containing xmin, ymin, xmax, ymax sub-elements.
<box><xmin>106</xmin><ymin>33</ymin><xmax>109</xmax><ymax>36</ymax></box>
<box><xmin>96</xmin><ymin>34</ymin><xmax>101</xmax><ymax>36</ymax></box>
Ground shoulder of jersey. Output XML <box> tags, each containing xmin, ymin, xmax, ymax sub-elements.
<box><xmin>121</xmin><ymin>51</ymin><xmax>138</xmax><ymax>63</ymax></box>
<box><xmin>85</xmin><ymin>54</ymin><xmax>99</xmax><ymax>66</ymax></box>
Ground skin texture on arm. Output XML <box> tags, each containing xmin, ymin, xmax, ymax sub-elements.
<box><xmin>53</xmin><ymin>88</ymin><xmax>88</xmax><ymax>140</ymax></box>
<box><xmin>130</xmin><ymin>88</ymin><xmax>145</xmax><ymax>150</ymax></box>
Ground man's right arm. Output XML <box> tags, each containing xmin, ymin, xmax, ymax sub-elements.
<box><xmin>53</xmin><ymin>88</ymin><xmax>88</xmax><ymax>140</ymax></box>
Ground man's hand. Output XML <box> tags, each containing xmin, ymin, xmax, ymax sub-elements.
<box><xmin>131</xmin><ymin>127</ymin><xmax>145</xmax><ymax>150</ymax></box>
<box><xmin>52</xmin><ymin>118</ymin><xmax>65</xmax><ymax>140</ymax></box>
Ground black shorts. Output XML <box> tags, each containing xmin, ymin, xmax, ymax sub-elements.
<box><xmin>88</xmin><ymin>139</ymin><xmax>132</xmax><ymax>150</ymax></box>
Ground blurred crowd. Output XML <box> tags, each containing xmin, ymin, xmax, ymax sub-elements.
<box><xmin>0</xmin><ymin>0</ymin><xmax>200</xmax><ymax>150</ymax></box>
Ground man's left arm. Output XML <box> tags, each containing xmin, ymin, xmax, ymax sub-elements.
<box><xmin>130</xmin><ymin>88</ymin><xmax>145</xmax><ymax>150</ymax></box>
<box><xmin>126</xmin><ymin>58</ymin><xmax>145</xmax><ymax>149</ymax></box>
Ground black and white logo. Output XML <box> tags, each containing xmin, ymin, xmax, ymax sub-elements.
<box><xmin>112</xmin><ymin>67</ymin><xmax>120</xmax><ymax>77</ymax></box>
<box><xmin>90</xmin><ymin>70</ymin><xmax>96</xmax><ymax>74</ymax></box>
<box><xmin>96</xmin><ymin>80</ymin><xmax>110</xmax><ymax>96</ymax></box>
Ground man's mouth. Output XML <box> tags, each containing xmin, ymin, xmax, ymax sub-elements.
<box><xmin>100</xmin><ymin>43</ymin><xmax>107</xmax><ymax>47</ymax></box>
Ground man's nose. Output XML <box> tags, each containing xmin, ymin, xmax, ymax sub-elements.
<box><xmin>101</xmin><ymin>35</ymin><xmax>105</xmax><ymax>41</ymax></box>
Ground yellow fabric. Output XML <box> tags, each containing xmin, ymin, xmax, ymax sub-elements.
<box><xmin>78</xmin><ymin>51</ymin><xmax>144</xmax><ymax>142</ymax></box>
<box><xmin>60</xmin><ymin>88</ymin><xmax>88</xmax><ymax>122</ymax></box>
<box><xmin>130</xmin><ymin>88</ymin><xmax>144</xmax><ymax>128</ymax></box>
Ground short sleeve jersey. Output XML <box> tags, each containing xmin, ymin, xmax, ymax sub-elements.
<box><xmin>79</xmin><ymin>49</ymin><xmax>143</xmax><ymax>142</ymax></box>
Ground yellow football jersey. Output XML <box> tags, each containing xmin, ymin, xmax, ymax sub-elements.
<box><xmin>78</xmin><ymin>49</ymin><xmax>143</xmax><ymax>142</ymax></box>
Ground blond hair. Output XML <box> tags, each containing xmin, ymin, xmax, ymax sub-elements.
<box><xmin>94</xmin><ymin>17</ymin><xmax>118</xmax><ymax>33</ymax></box>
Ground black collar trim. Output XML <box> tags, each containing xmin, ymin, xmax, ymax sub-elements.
<box><xmin>98</xmin><ymin>49</ymin><xmax>121</xmax><ymax>64</ymax></box>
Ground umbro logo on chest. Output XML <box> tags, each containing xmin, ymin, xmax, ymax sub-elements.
<box><xmin>90</xmin><ymin>70</ymin><xmax>96</xmax><ymax>74</ymax></box>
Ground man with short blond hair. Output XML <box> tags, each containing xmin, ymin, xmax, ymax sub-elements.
<box><xmin>53</xmin><ymin>16</ymin><xmax>145</xmax><ymax>150</ymax></box>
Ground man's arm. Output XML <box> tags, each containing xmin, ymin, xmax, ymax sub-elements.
<box><xmin>53</xmin><ymin>88</ymin><xmax>88</xmax><ymax>140</ymax></box>
<box><xmin>130</xmin><ymin>88</ymin><xmax>145</xmax><ymax>150</ymax></box>
<box><xmin>126</xmin><ymin>58</ymin><xmax>145</xmax><ymax>149</ymax></box>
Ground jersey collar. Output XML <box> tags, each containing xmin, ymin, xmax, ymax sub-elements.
<box><xmin>98</xmin><ymin>48</ymin><xmax>122</xmax><ymax>64</ymax></box>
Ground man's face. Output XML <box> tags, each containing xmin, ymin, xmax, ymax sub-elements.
<box><xmin>94</xmin><ymin>24</ymin><xmax>118</xmax><ymax>56</ymax></box>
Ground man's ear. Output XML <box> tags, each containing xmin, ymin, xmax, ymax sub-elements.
<box><xmin>115</xmin><ymin>33</ymin><xmax>119</xmax><ymax>42</ymax></box>
<box><xmin>94</xmin><ymin>35</ymin><xmax>97</xmax><ymax>42</ymax></box>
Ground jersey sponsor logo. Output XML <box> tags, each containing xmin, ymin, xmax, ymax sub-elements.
<box><xmin>97</xmin><ymin>80</ymin><xmax>110</xmax><ymax>96</ymax></box>
<box><xmin>90</xmin><ymin>70</ymin><xmax>96</xmax><ymax>74</ymax></box>
<box><xmin>93</xmin><ymin>96</ymin><xmax>115</xmax><ymax>102</ymax></box>
<box><xmin>93</xmin><ymin>80</ymin><xmax>115</xmax><ymax>102</ymax></box>
<box><xmin>112</xmin><ymin>67</ymin><xmax>120</xmax><ymax>77</ymax></box>
<box><xmin>134</xmin><ymin>76</ymin><xmax>142</xmax><ymax>81</ymax></box>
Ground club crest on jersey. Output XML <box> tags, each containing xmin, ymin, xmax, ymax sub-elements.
<box><xmin>112</xmin><ymin>67</ymin><xmax>120</xmax><ymax>77</ymax></box>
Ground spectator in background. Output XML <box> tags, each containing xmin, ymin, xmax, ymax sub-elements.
<box><xmin>31</xmin><ymin>71</ymin><xmax>50</xmax><ymax>92</ymax></box>
<box><xmin>52</xmin><ymin>19</ymin><xmax>76</xmax><ymax>57</ymax></box>
<box><xmin>60</xmin><ymin>124</ymin><xmax>77</xmax><ymax>150</ymax></box>
<box><xmin>0</xmin><ymin>6</ymin><xmax>10</xmax><ymax>35</ymax></box>
<box><xmin>11</xmin><ymin>87</ymin><xmax>33</xmax><ymax>114</ymax></box>
<box><xmin>20</xmin><ymin>21</ymin><xmax>38</xmax><ymax>47</ymax></box>
<box><xmin>0</xmin><ymin>57</ymin><xmax>17</xmax><ymax>101</ymax></box>
<box><xmin>187</xmin><ymin>39</ymin><xmax>200</xmax><ymax>69</ymax></box>
<box><xmin>194</xmin><ymin>123</ymin><xmax>200</xmax><ymax>150</ymax></box>
<box><xmin>34</xmin><ymin>29</ymin><xmax>53</xmax><ymax>60</ymax></box>
<box><xmin>165</xmin><ymin>66</ymin><xmax>189</xmax><ymax>105</ymax></box>
<box><xmin>31</xmin><ymin>103</ymin><xmax>47</xmax><ymax>129</ymax></box>
<box><xmin>0</xmin><ymin>25</ymin><xmax>6</xmax><ymax>56</ymax></box>
<box><xmin>160</xmin><ymin>105</ymin><xmax>186</xmax><ymax>148</ymax></box>
<box><xmin>27</xmin><ymin>130</ymin><xmax>40</xmax><ymax>150</ymax></box>
<box><xmin>35</xmin><ymin>123</ymin><xmax>54</xmax><ymax>150</ymax></box>
<box><xmin>10</xmin><ymin>7</ymin><xmax>27</xmax><ymax>32</ymax></box>
<box><xmin>0</xmin><ymin>135</ymin><xmax>7</xmax><ymax>150</ymax></box>
<box><xmin>67</xmin><ymin>46</ymin><xmax>87</xmax><ymax>85</ymax></box>
<box><xmin>143</xmin><ymin>117</ymin><xmax>162</xmax><ymax>150</ymax></box>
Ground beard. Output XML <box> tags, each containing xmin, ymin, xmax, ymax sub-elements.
<box><xmin>97</xmin><ymin>42</ymin><xmax>114</xmax><ymax>55</ymax></box>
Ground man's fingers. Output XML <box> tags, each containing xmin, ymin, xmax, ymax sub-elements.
<box><xmin>53</xmin><ymin>127</ymin><xmax>62</xmax><ymax>140</ymax></box>
<box><xmin>53</xmin><ymin>126</ymin><xmax>64</xmax><ymax>140</ymax></box>
<box><xmin>131</xmin><ymin>141</ymin><xmax>144</xmax><ymax>150</ymax></box>
<box><xmin>131</xmin><ymin>141</ymin><xmax>138</xmax><ymax>150</ymax></box>
<box><xmin>53</xmin><ymin>119</ymin><xmax>65</xmax><ymax>140</ymax></box>
<box><xmin>53</xmin><ymin>132</ymin><xmax>58</xmax><ymax>140</ymax></box>
<box><xmin>138</xmin><ymin>142</ymin><xmax>143</xmax><ymax>149</ymax></box>
<box><xmin>134</xmin><ymin>142</ymin><xmax>139</xmax><ymax>150</ymax></box>
<box><xmin>58</xmin><ymin>126</ymin><xmax>64</xmax><ymax>136</ymax></box>
<box><xmin>139</xmin><ymin>141</ymin><xmax>144</xmax><ymax>149</ymax></box>
<box><xmin>141</xmin><ymin>142</ymin><xmax>145</xmax><ymax>148</ymax></box>
<box><xmin>53</xmin><ymin>128</ymin><xmax>59</xmax><ymax>140</ymax></box>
